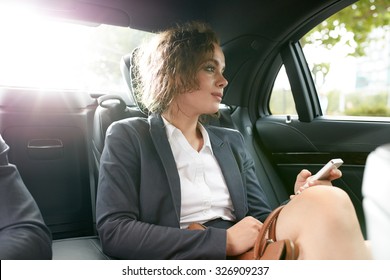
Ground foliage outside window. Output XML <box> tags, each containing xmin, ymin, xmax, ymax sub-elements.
<box><xmin>270</xmin><ymin>0</ymin><xmax>390</xmax><ymax>117</ymax></box>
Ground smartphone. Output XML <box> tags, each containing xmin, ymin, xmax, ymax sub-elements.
<box><xmin>311</xmin><ymin>158</ymin><xmax>344</xmax><ymax>181</ymax></box>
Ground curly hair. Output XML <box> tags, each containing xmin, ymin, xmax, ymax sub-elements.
<box><xmin>134</xmin><ymin>21</ymin><xmax>220</xmax><ymax>115</ymax></box>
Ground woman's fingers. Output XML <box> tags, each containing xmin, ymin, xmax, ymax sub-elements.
<box><xmin>226</xmin><ymin>216</ymin><xmax>262</xmax><ymax>256</ymax></box>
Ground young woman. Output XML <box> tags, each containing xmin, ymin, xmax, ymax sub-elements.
<box><xmin>96</xmin><ymin>22</ymin><xmax>371</xmax><ymax>260</ymax></box>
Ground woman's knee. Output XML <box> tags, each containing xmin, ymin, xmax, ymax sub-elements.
<box><xmin>277</xmin><ymin>186</ymin><xmax>356</xmax><ymax>235</ymax></box>
<box><xmin>276</xmin><ymin>186</ymin><xmax>368</xmax><ymax>259</ymax></box>
<box><xmin>298</xmin><ymin>186</ymin><xmax>359</xmax><ymax>228</ymax></box>
<box><xmin>302</xmin><ymin>185</ymin><xmax>350</xmax><ymax>206</ymax></box>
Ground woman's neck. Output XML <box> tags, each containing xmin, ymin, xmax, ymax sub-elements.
<box><xmin>162</xmin><ymin>111</ymin><xmax>204</xmax><ymax>152</ymax></box>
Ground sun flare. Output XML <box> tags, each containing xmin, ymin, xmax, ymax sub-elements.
<box><xmin>0</xmin><ymin>3</ymin><xmax>92</xmax><ymax>90</ymax></box>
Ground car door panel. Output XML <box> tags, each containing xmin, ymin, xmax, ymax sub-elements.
<box><xmin>255</xmin><ymin>115</ymin><xmax>390</xmax><ymax>236</ymax></box>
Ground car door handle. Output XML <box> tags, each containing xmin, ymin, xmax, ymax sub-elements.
<box><xmin>28</xmin><ymin>139</ymin><xmax>63</xmax><ymax>149</ymax></box>
<box><xmin>27</xmin><ymin>139</ymin><xmax>64</xmax><ymax>160</ymax></box>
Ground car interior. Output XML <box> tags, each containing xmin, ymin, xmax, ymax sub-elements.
<box><xmin>0</xmin><ymin>0</ymin><xmax>389</xmax><ymax>259</ymax></box>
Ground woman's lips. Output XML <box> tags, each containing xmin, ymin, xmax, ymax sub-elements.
<box><xmin>211</xmin><ymin>92</ymin><xmax>223</xmax><ymax>101</ymax></box>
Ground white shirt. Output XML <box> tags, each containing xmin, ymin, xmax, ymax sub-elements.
<box><xmin>162</xmin><ymin>117</ymin><xmax>236</xmax><ymax>228</ymax></box>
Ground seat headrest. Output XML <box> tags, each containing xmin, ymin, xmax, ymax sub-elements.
<box><xmin>120</xmin><ymin>48</ymin><xmax>147</xmax><ymax>114</ymax></box>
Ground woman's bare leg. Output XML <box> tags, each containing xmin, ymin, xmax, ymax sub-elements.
<box><xmin>276</xmin><ymin>185</ymin><xmax>372</xmax><ymax>259</ymax></box>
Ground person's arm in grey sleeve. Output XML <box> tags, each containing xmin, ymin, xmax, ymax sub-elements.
<box><xmin>0</xmin><ymin>135</ymin><xmax>52</xmax><ymax>260</ymax></box>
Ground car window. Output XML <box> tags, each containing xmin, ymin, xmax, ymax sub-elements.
<box><xmin>269</xmin><ymin>0</ymin><xmax>390</xmax><ymax>117</ymax></box>
<box><xmin>269</xmin><ymin>65</ymin><xmax>297</xmax><ymax>115</ymax></box>
<box><xmin>0</xmin><ymin>3</ymin><xmax>153</xmax><ymax>99</ymax></box>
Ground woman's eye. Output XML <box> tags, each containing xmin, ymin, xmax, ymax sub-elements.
<box><xmin>205</xmin><ymin>65</ymin><xmax>215</xmax><ymax>72</ymax></box>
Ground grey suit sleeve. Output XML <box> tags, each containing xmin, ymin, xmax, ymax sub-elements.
<box><xmin>220</xmin><ymin>129</ymin><xmax>272</xmax><ymax>222</ymax></box>
<box><xmin>96</xmin><ymin>122</ymin><xmax>227</xmax><ymax>259</ymax></box>
<box><xmin>0</xmin><ymin>135</ymin><xmax>52</xmax><ymax>260</ymax></box>
<box><xmin>238</xmin><ymin>134</ymin><xmax>272</xmax><ymax>222</ymax></box>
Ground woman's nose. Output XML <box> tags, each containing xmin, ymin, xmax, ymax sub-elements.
<box><xmin>217</xmin><ymin>74</ymin><xmax>228</xmax><ymax>88</ymax></box>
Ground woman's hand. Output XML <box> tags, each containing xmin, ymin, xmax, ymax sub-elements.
<box><xmin>290</xmin><ymin>168</ymin><xmax>342</xmax><ymax>199</ymax></box>
<box><xmin>226</xmin><ymin>216</ymin><xmax>262</xmax><ymax>256</ymax></box>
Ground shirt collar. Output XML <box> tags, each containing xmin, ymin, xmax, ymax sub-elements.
<box><xmin>162</xmin><ymin>116</ymin><xmax>213</xmax><ymax>154</ymax></box>
<box><xmin>198</xmin><ymin>123</ymin><xmax>213</xmax><ymax>153</ymax></box>
<box><xmin>161</xmin><ymin>116</ymin><xmax>176</xmax><ymax>140</ymax></box>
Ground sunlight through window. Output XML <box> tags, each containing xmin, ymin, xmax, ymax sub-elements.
<box><xmin>0</xmin><ymin>2</ymin><xmax>152</xmax><ymax>94</ymax></box>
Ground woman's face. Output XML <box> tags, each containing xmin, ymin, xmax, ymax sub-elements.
<box><xmin>172</xmin><ymin>44</ymin><xmax>228</xmax><ymax>118</ymax></box>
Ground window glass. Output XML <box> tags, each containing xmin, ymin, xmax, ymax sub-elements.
<box><xmin>269</xmin><ymin>0</ymin><xmax>390</xmax><ymax>117</ymax></box>
<box><xmin>269</xmin><ymin>65</ymin><xmax>297</xmax><ymax>115</ymax></box>
<box><xmin>0</xmin><ymin>3</ymin><xmax>153</xmax><ymax>97</ymax></box>
<box><xmin>302</xmin><ymin>0</ymin><xmax>390</xmax><ymax>117</ymax></box>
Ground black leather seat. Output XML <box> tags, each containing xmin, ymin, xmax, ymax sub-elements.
<box><xmin>91</xmin><ymin>49</ymin><xmax>148</xmax><ymax>173</ymax></box>
<box><xmin>52</xmin><ymin>50</ymin><xmax>148</xmax><ymax>260</ymax></box>
<box><xmin>92</xmin><ymin>94</ymin><xmax>145</xmax><ymax>182</ymax></box>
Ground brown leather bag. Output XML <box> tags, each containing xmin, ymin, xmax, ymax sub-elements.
<box><xmin>188</xmin><ymin>205</ymin><xmax>299</xmax><ymax>260</ymax></box>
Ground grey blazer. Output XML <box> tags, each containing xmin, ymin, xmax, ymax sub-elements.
<box><xmin>96</xmin><ymin>114</ymin><xmax>271</xmax><ymax>259</ymax></box>
<box><xmin>0</xmin><ymin>135</ymin><xmax>52</xmax><ymax>260</ymax></box>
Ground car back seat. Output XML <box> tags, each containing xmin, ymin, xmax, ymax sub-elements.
<box><xmin>96</xmin><ymin>49</ymin><xmax>288</xmax><ymax>208</ymax></box>
<box><xmin>52</xmin><ymin>236</ymin><xmax>110</xmax><ymax>260</ymax></box>
<box><xmin>91</xmin><ymin>94</ymin><xmax>146</xmax><ymax>186</ymax></box>
<box><xmin>52</xmin><ymin>50</ymin><xmax>239</xmax><ymax>259</ymax></box>
<box><xmin>52</xmin><ymin>48</ymin><xmax>287</xmax><ymax>259</ymax></box>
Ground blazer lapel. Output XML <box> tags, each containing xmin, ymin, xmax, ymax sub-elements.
<box><xmin>148</xmin><ymin>114</ymin><xmax>181</xmax><ymax>223</ymax></box>
<box><xmin>208</xmin><ymin>129</ymin><xmax>247</xmax><ymax>220</ymax></box>
<box><xmin>148</xmin><ymin>114</ymin><xmax>247</xmax><ymax>223</ymax></box>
